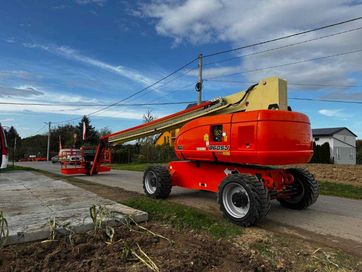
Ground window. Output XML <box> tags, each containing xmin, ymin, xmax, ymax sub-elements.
<box><xmin>211</xmin><ymin>125</ymin><xmax>223</xmax><ymax>142</ymax></box>
<box><xmin>336</xmin><ymin>147</ymin><xmax>340</xmax><ymax>159</ymax></box>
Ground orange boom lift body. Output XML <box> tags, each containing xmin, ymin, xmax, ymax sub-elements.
<box><xmin>61</xmin><ymin>77</ymin><xmax>319</xmax><ymax>226</ymax></box>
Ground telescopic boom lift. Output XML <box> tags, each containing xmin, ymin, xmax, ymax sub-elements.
<box><xmin>61</xmin><ymin>76</ymin><xmax>319</xmax><ymax>226</ymax></box>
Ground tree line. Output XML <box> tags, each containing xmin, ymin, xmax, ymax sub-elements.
<box><xmin>5</xmin><ymin>116</ymin><xmax>107</xmax><ymax>160</ymax></box>
<box><xmin>5</xmin><ymin>115</ymin><xmax>361</xmax><ymax>164</ymax></box>
<box><xmin>4</xmin><ymin>114</ymin><xmax>176</xmax><ymax>164</ymax></box>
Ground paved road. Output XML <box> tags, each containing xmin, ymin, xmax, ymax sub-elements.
<box><xmin>16</xmin><ymin>161</ymin><xmax>362</xmax><ymax>254</ymax></box>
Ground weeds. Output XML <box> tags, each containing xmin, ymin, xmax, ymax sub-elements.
<box><xmin>48</xmin><ymin>217</ymin><xmax>56</xmax><ymax>241</ymax></box>
<box><xmin>0</xmin><ymin>211</ymin><xmax>9</xmax><ymax>248</ymax></box>
<box><xmin>89</xmin><ymin>204</ymin><xmax>115</xmax><ymax>233</ymax></box>
<box><xmin>61</xmin><ymin>222</ymin><xmax>75</xmax><ymax>246</ymax></box>
<box><xmin>105</xmin><ymin>225</ymin><xmax>115</xmax><ymax>245</ymax></box>
<box><xmin>42</xmin><ymin>217</ymin><xmax>74</xmax><ymax>246</ymax></box>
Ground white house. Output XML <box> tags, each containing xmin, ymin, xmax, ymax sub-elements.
<box><xmin>312</xmin><ymin>127</ymin><xmax>357</xmax><ymax>165</ymax></box>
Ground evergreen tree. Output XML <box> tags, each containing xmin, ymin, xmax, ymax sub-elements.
<box><xmin>76</xmin><ymin>116</ymin><xmax>99</xmax><ymax>146</ymax></box>
<box><xmin>310</xmin><ymin>142</ymin><xmax>331</xmax><ymax>164</ymax></box>
<box><xmin>357</xmin><ymin>139</ymin><xmax>362</xmax><ymax>164</ymax></box>
<box><xmin>5</xmin><ymin>126</ymin><xmax>21</xmax><ymax>161</ymax></box>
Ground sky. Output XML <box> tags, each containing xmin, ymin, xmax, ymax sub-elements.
<box><xmin>1</xmin><ymin>0</ymin><xmax>362</xmax><ymax>138</ymax></box>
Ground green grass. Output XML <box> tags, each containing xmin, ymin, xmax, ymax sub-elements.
<box><xmin>319</xmin><ymin>180</ymin><xmax>362</xmax><ymax>200</ymax></box>
<box><xmin>121</xmin><ymin>196</ymin><xmax>242</xmax><ymax>239</ymax></box>
<box><xmin>0</xmin><ymin>165</ymin><xmax>35</xmax><ymax>172</ymax></box>
<box><xmin>111</xmin><ymin>163</ymin><xmax>160</xmax><ymax>172</ymax></box>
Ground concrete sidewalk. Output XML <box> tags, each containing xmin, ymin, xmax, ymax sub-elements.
<box><xmin>0</xmin><ymin>171</ymin><xmax>147</xmax><ymax>245</ymax></box>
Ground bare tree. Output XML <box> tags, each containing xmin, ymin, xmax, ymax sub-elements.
<box><xmin>143</xmin><ymin>109</ymin><xmax>155</xmax><ymax>123</ymax></box>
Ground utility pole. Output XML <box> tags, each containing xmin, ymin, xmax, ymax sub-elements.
<box><xmin>197</xmin><ymin>53</ymin><xmax>203</xmax><ymax>104</ymax></box>
<box><xmin>13</xmin><ymin>137</ymin><xmax>16</xmax><ymax>167</ymax></box>
<box><xmin>45</xmin><ymin>121</ymin><xmax>51</xmax><ymax>161</ymax></box>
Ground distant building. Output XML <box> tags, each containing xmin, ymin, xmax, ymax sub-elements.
<box><xmin>312</xmin><ymin>127</ymin><xmax>357</xmax><ymax>165</ymax></box>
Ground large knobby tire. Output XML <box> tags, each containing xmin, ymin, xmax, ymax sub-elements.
<box><xmin>143</xmin><ymin>166</ymin><xmax>172</xmax><ymax>199</ymax></box>
<box><xmin>278</xmin><ymin>168</ymin><xmax>319</xmax><ymax>210</ymax></box>
<box><xmin>218</xmin><ymin>174</ymin><xmax>271</xmax><ymax>227</ymax></box>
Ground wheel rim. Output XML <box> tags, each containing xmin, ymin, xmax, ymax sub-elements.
<box><xmin>222</xmin><ymin>182</ymin><xmax>250</xmax><ymax>219</ymax></box>
<box><xmin>145</xmin><ymin>171</ymin><xmax>157</xmax><ymax>194</ymax></box>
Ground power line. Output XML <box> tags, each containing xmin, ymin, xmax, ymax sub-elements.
<box><xmin>203</xmin><ymin>16</ymin><xmax>362</xmax><ymax>58</ymax></box>
<box><xmin>117</xmin><ymin>65</ymin><xmax>197</xmax><ymax>107</ymax></box>
<box><xmin>0</xmin><ymin>101</ymin><xmax>197</xmax><ymax>107</ymax></box>
<box><xmin>204</xmin><ymin>26</ymin><xmax>362</xmax><ymax>66</ymax></box>
<box><xmin>53</xmin><ymin>57</ymin><xmax>198</xmax><ymax>124</ymax></box>
<box><xmin>51</xmin><ymin>16</ymin><xmax>362</xmax><ymax>125</ymax></box>
<box><xmin>290</xmin><ymin>97</ymin><xmax>362</xmax><ymax>104</ymax></box>
<box><xmin>91</xmin><ymin>82</ymin><xmax>197</xmax><ymax>124</ymax></box>
<box><xmin>205</xmin><ymin>48</ymin><xmax>362</xmax><ymax>80</ymax></box>
<box><xmin>33</xmin><ymin>124</ymin><xmax>47</xmax><ymax>135</ymax></box>
<box><xmin>205</xmin><ymin>79</ymin><xmax>360</xmax><ymax>88</ymax></box>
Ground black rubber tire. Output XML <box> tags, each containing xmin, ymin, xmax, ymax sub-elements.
<box><xmin>278</xmin><ymin>168</ymin><xmax>319</xmax><ymax>210</ymax></box>
<box><xmin>217</xmin><ymin>174</ymin><xmax>271</xmax><ymax>227</ymax></box>
<box><xmin>85</xmin><ymin>162</ymin><xmax>98</xmax><ymax>176</ymax></box>
<box><xmin>143</xmin><ymin>166</ymin><xmax>172</xmax><ymax>199</ymax></box>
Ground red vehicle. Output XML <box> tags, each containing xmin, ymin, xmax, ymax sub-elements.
<box><xmin>62</xmin><ymin>77</ymin><xmax>319</xmax><ymax>226</ymax></box>
<box><xmin>60</xmin><ymin>146</ymin><xmax>111</xmax><ymax>175</ymax></box>
<box><xmin>0</xmin><ymin>124</ymin><xmax>8</xmax><ymax>169</ymax></box>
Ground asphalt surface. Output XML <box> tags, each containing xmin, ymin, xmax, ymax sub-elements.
<box><xmin>15</xmin><ymin>161</ymin><xmax>362</xmax><ymax>254</ymax></box>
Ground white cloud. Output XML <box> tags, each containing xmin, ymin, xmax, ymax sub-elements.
<box><xmin>318</xmin><ymin>109</ymin><xmax>350</xmax><ymax>118</ymax></box>
<box><xmin>137</xmin><ymin>0</ymin><xmax>362</xmax><ymax>89</ymax></box>
<box><xmin>23</xmin><ymin>43</ymin><xmax>155</xmax><ymax>86</ymax></box>
<box><xmin>188</xmin><ymin>66</ymin><xmax>239</xmax><ymax>78</ymax></box>
<box><xmin>0</xmin><ymin>84</ymin><xmax>147</xmax><ymax>121</ymax></box>
<box><xmin>0</xmin><ymin>102</ymin><xmax>144</xmax><ymax>120</ymax></box>
<box><xmin>0</xmin><ymin>86</ymin><xmax>44</xmax><ymax>97</ymax></box>
<box><xmin>0</xmin><ymin>70</ymin><xmax>33</xmax><ymax>80</ymax></box>
<box><xmin>0</xmin><ymin>118</ymin><xmax>14</xmax><ymax>123</ymax></box>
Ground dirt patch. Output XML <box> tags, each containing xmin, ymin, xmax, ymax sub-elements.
<box><xmin>291</xmin><ymin>164</ymin><xmax>362</xmax><ymax>187</ymax></box>
<box><xmin>1</xmin><ymin>222</ymin><xmax>278</xmax><ymax>272</ymax></box>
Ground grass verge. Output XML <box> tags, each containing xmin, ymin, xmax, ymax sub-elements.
<box><xmin>111</xmin><ymin>163</ymin><xmax>159</xmax><ymax>172</ymax></box>
<box><xmin>121</xmin><ymin>196</ymin><xmax>242</xmax><ymax>239</ymax></box>
<box><xmin>319</xmin><ymin>180</ymin><xmax>362</xmax><ymax>200</ymax></box>
<box><xmin>0</xmin><ymin>165</ymin><xmax>35</xmax><ymax>172</ymax></box>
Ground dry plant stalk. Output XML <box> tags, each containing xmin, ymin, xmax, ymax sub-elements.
<box><xmin>127</xmin><ymin>216</ymin><xmax>172</xmax><ymax>243</ymax></box>
<box><xmin>312</xmin><ymin>248</ymin><xmax>340</xmax><ymax>268</ymax></box>
<box><xmin>131</xmin><ymin>243</ymin><xmax>159</xmax><ymax>272</ymax></box>
<box><xmin>0</xmin><ymin>211</ymin><xmax>9</xmax><ymax>248</ymax></box>
<box><xmin>48</xmin><ymin>217</ymin><xmax>56</xmax><ymax>241</ymax></box>
<box><xmin>105</xmin><ymin>225</ymin><xmax>115</xmax><ymax>245</ymax></box>
<box><xmin>90</xmin><ymin>205</ymin><xmax>114</xmax><ymax>232</ymax></box>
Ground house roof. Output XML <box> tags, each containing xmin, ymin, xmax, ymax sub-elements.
<box><xmin>312</xmin><ymin>127</ymin><xmax>357</xmax><ymax>137</ymax></box>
